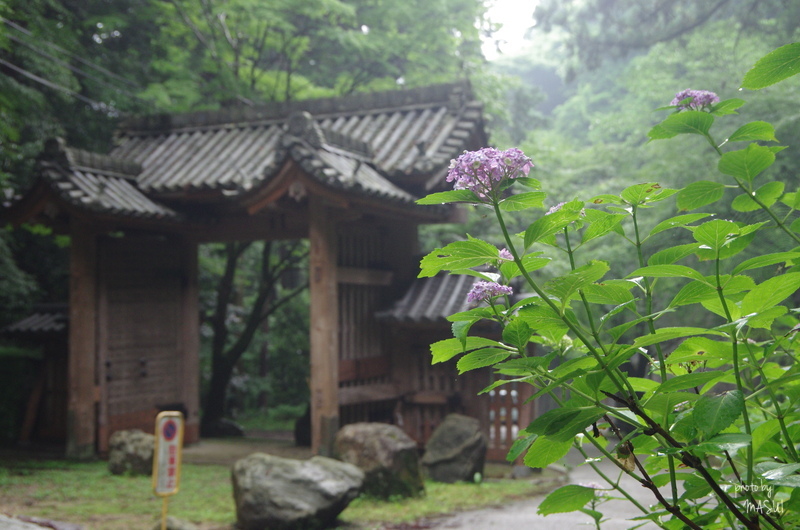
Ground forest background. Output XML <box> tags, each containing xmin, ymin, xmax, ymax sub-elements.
<box><xmin>1</xmin><ymin>0</ymin><xmax>798</xmax><ymax>440</ymax></box>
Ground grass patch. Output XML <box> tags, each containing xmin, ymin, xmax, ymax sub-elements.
<box><xmin>0</xmin><ymin>459</ymin><xmax>234</xmax><ymax>529</ymax></box>
<box><xmin>0</xmin><ymin>457</ymin><xmax>563</xmax><ymax>529</ymax></box>
<box><xmin>339</xmin><ymin>472</ymin><xmax>562</xmax><ymax>527</ymax></box>
<box><xmin>235</xmin><ymin>403</ymin><xmax>306</xmax><ymax>432</ymax></box>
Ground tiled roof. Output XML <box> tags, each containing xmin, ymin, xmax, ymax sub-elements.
<box><xmin>111</xmin><ymin>82</ymin><xmax>485</xmax><ymax>197</ymax></box>
<box><xmin>8</xmin><ymin>83</ymin><xmax>485</xmax><ymax>221</ymax></box>
<box><xmin>2</xmin><ymin>305</ymin><xmax>68</xmax><ymax>336</ymax></box>
<box><xmin>377</xmin><ymin>274</ymin><xmax>478</xmax><ymax>324</ymax></box>
<box><xmin>37</xmin><ymin>141</ymin><xmax>180</xmax><ymax>220</ymax></box>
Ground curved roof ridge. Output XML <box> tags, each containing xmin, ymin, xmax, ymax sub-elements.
<box><xmin>118</xmin><ymin>81</ymin><xmax>473</xmax><ymax>136</ymax></box>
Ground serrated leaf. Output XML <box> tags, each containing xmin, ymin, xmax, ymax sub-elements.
<box><xmin>710</xmin><ymin>98</ymin><xmax>745</xmax><ymax>116</ymax></box>
<box><xmin>692</xmin><ymin>390</ymin><xmax>744</xmax><ymax>437</ymax></box>
<box><xmin>503</xmin><ymin>319</ymin><xmax>532</xmax><ymax>349</ymax></box>
<box><xmin>581</xmin><ymin>209</ymin><xmax>626</xmax><ymax>243</ymax></box>
<box><xmin>457</xmin><ymin>348</ymin><xmax>512</xmax><ymax>373</ymax></box>
<box><xmin>650</xmin><ymin>213</ymin><xmax>712</xmax><ymax>237</ymax></box>
<box><xmin>506</xmin><ymin>432</ymin><xmax>536</xmax><ymax>462</ymax></box>
<box><xmin>733</xmin><ymin>251</ymin><xmax>800</xmax><ymax>274</ymax></box>
<box><xmin>692</xmin><ymin>219</ymin><xmax>740</xmax><ymax>251</ymax></box>
<box><xmin>416</xmin><ymin>189</ymin><xmax>480</xmax><ymax>204</ymax></box>
<box><xmin>620</xmin><ymin>182</ymin><xmax>664</xmax><ymax>204</ymax></box>
<box><xmin>627</xmin><ymin>264</ymin><xmax>707</xmax><ymax>282</ymax></box>
<box><xmin>676</xmin><ymin>181</ymin><xmax>725</xmax><ymax>211</ymax></box>
<box><xmin>499</xmin><ymin>191</ymin><xmax>546</xmax><ymax>211</ymax></box>
<box><xmin>517</xmin><ymin>305</ymin><xmax>570</xmax><ymax>343</ymax></box>
<box><xmin>545</xmin><ymin>260</ymin><xmax>609</xmax><ymax>302</ymax></box>
<box><xmin>633</xmin><ymin>327</ymin><xmax>726</xmax><ymax>349</ymax></box>
<box><xmin>524</xmin><ymin>200</ymin><xmax>584</xmax><ymax>248</ymax></box>
<box><xmin>430</xmin><ymin>336</ymin><xmax>502</xmax><ymax>364</ymax></box>
<box><xmin>742</xmin><ymin>42</ymin><xmax>800</xmax><ymax>89</ymax></box>
<box><xmin>537</xmin><ymin>484</ymin><xmax>596</xmax><ymax>515</ymax></box>
<box><xmin>499</xmin><ymin>252</ymin><xmax>551</xmax><ymax>280</ymax></box>
<box><xmin>658</xmin><ymin>371</ymin><xmax>723</xmax><ymax>393</ymax></box>
<box><xmin>581</xmin><ymin>281</ymin><xmax>635</xmax><ymax>305</ymax></box>
<box><xmin>524</xmin><ymin>436</ymin><xmax>572</xmax><ymax>468</ymax></box>
<box><xmin>728</xmin><ymin>121</ymin><xmax>778</xmax><ymax>142</ymax></box>
<box><xmin>718</xmin><ymin>144</ymin><xmax>775</xmax><ymax>184</ymax></box>
<box><xmin>690</xmin><ymin>433</ymin><xmax>751</xmax><ymax>454</ymax></box>
<box><xmin>731</xmin><ymin>181</ymin><xmax>785</xmax><ymax>212</ymax></box>
<box><xmin>419</xmin><ymin>237</ymin><xmax>501</xmax><ymax>277</ymax></box>
<box><xmin>740</xmin><ymin>272</ymin><xmax>800</xmax><ymax>314</ymax></box>
<box><xmin>669</xmin><ymin>280</ymin><xmax>716</xmax><ymax>307</ymax></box>
<box><xmin>648</xmin><ymin>243</ymin><xmax>702</xmax><ymax>266</ymax></box>
<box><xmin>648</xmin><ymin>111</ymin><xmax>714</xmax><ymax>140</ymax></box>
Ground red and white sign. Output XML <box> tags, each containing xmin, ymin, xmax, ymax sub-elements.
<box><xmin>152</xmin><ymin>411</ymin><xmax>184</xmax><ymax>496</ymax></box>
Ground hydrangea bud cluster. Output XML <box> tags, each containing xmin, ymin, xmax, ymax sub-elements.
<box><xmin>446</xmin><ymin>147</ymin><xmax>533</xmax><ymax>199</ymax></box>
<box><xmin>467</xmin><ymin>280</ymin><xmax>513</xmax><ymax>303</ymax></box>
<box><xmin>499</xmin><ymin>248</ymin><xmax>513</xmax><ymax>261</ymax></box>
<box><xmin>670</xmin><ymin>89</ymin><xmax>720</xmax><ymax>111</ymax></box>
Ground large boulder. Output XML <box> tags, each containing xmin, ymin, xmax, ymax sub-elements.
<box><xmin>421</xmin><ymin>414</ymin><xmax>487</xmax><ymax>483</ymax></box>
<box><xmin>231</xmin><ymin>453</ymin><xmax>364</xmax><ymax>530</ymax></box>
<box><xmin>108</xmin><ymin>429</ymin><xmax>154</xmax><ymax>476</ymax></box>
<box><xmin>333</xmin><ymin>422</ymin><xmax>424</xmax><ymax>499</ymax></box>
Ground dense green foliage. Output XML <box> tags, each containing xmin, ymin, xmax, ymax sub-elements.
<box><xmin>420</xmin><ymin>43</ymin><xmax>800</xmax><ymax>528</ymax></box>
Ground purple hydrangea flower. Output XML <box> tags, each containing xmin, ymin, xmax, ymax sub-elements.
<box><xmin>446</xmin><ymin>147</ymin><xmax>533</xmax><ymax>199</ymax></box>
<box><xmin>670</xmin><ymin>89</ymin><xmax>720</xmax><ymax>111</ymax></box>
<box><xmin>499</xmin><ymin>248</ymin><xmax>513</xmax><ymax>261</ymax></box>
<box><xmin>467</xmin><ymin>280</ymin><xmax>513</xmax><ymax>303</ymax></box>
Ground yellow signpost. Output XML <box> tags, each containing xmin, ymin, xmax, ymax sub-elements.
<box><xmin>152</xmin><ymin>411</ymin><xmax>184</xmax><ymax>530</ymax></box>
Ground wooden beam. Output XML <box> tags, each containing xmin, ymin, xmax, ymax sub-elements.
<box><xmin>67</xmin><ymin>220</ymin><xmax>98</xmax><ymax>459</ymax></box>
<box><xmin>308</xmin><ymin>195</ymin><xmax>339</xmax><ymax>455</ymax></box>
<box><xmin>338</xmin><ymin>383</ymin><xmax>402</xmax><ymax>406</ymax></box>
<box><xmin>180</xmin><ymin>237</ymin><xmax>200</xmax><ymax>444</ymax></box>
<box><xmin>336</xmin><ymin>267</ymin><xmax>394</xmax><ymax>286</ymax></box>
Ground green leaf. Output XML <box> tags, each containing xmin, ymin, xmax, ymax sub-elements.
<box><xmin>419</xmin><ymin>237</ymin><xmax>501</xmax><ymax>277</ymax></box>
<box><xmin>581</xmin><ymin>281</ymin><xmax>635</xmax><ymax>305</ymax></box>
<box><xmin>718</xmin><ymin>144</ymin><xmax>775</xmax><ymax>184</ymax></box>
<box><xmin>648</xmin><ymin>111</ymin><xmax>714</xmax><ymax>140</ymax></box>
<box><xmin>581</xmin><ymin>209</ymin><xmax>626</xmax><ymax>243</ymax></box>
<box><xmin>503</xmin><ymin>319</ymin><xmax>532</xmax><ymax>349</ymax></box>
<box><xmin>692</xmin><ymin>219</ymin><xmax>740</xmax><ymax>251</ymax></box>
<box><xmin>499</xmin><ymin>253</ymin><xmax>551</xmax><ymax>280</ymax></box>
<box><xmin>517</xmin><ymin>305</ymin><xmax>570</xmax><ymax>343</ymax></box>
<box><xmin>740</xmin><ymin>272</ymin><xmax>800</xmax><ymax>314</ymax></box>
<box><xmin>752</xmin><ymin>419</ymin><xmax>782</xmax><ymax>454</ymax></box>
<box><xmin>692</xmin><ymin>390</ymin><xmax>744</xmax><ymax>437</ymax></box>
<box><xmin>732</xmin><ymin>251</ymin><xmax>800</xmax><ymax>274</ymax></box>
<box><xmin>506</xmin><ymin>432</ymin><xmax>536</xmax><ymax>462</ymax></box>
<box><xmin>452</xmin><ymin>320</ymin><xmax>472</xmax><ymax>348</ymax></box>
<box><xmin>524</xmin><ymin>200</ymin><xmax>584</xmax><ymax>248</ymax></box>
<box><xmin>676</xmin><ymin>181</ymin><xmax>725</xmax><ymax>211</ymax></box>
<box><xmin>690</xmin><ymin>433</ymin><xmax>751</xmax><ymax>454</ymax></box>
<box><xmin>731</xmin><ymin>181</ymin><xmax>785</xmax><ymax>212</ymax></box>
<box><xmin>669</xmin><ymin>280</ymin><xmax>716</xmax><ymax>307</ymax></box>
<box><xmin>649</xmin><ymin>214</ymin><xmax>712</xmax><ymax>237</ymax></box>
<box><xmin>416</xmin><ymin>189</ymin><xmax>480</xmax><ymax>204</ymax></box>
<box><xmin>710</xmin><ymin>98</ymin><xmax>745</xmax><ymax>116</ymax></box>
<box><xmin>457</xmin><ymin>348</ymin><xmax>512</xmax><ymax>373</ymax></box>
<box><xmin>430</xmin><ymin>336</ymin><xmax>502</xmax><ymax>364</ymax></box>
<box><xmin>537</xmin><ymin>484</ymin><xmax>596</xmax><ymax>515</ymax></box>
<box><xmin>620</xmin><ymin>182</ymin><xmax>666</xmax><ymax>204</ymax></box>
<box><xmin>648</xmin><ymin>243</ymin><xmax>702</xmax><ymax>265</ymax></box>
<box><xmin>545</xmin><ymin>260</ymin><xmax>609</xmax><ymax>302</ymax></box>
<box><xmin>727</xmin><ymin>121</ymin><xmax>778</xmax><ymax>142</ymax></box>
<box><xmin>499</xmin><ymin>191</ymin><xmax>547</xmax><ymax>212</ymax></box>
<box><xmin>742</xmin><ymin>42</ymin><xmax>800</xmax><ymax>89</ymax></box>
<box><xmin>627</xmin><ymin>264</ymin><xmax>707</xmax><ymax>282</ymax></box>
<box><xmin>633</xmin><ymin>327</ymin><xmax>726</xmax><ymax>349</ymax></box>
<box><xmin>658</xmin><ymin>371</ymin><xmax>723</xmax><ymax>393</ymax></box>
<box><xmin>524</xmin><ymin>436</ymin><xmax>572</xmax><ymax>468</ymax></box>
<box><xmin>514</xmin><ymin>177</ymin><xmax>541</xmax><ymax>189</ymax></box>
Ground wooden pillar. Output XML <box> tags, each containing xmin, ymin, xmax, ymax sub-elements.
<box><xmin>309</xmin><ymin>195</ymin><xmax>339</xmax><ymax>455</ymax></box>
<box><xmin>180</xmin><ymin>237</ymin><xmax>200</xmax><ymax>443</ymax></box>
<box><xmin>67</xmin><ymin>220</ymin><xmax>98</xmax><ymax>459</ymax></box>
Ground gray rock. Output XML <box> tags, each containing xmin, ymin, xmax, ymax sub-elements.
<box><xmin>231</xmin><ymin>453</ymin><xmax>364</xmax><ymax>530</ymax></box>
<box><xmin>150</xmin><ymin>516</ymin><xmax>198</xmax><ymax>530</ymax></box>
<box><xmin>107</xmin><ymin>429</ymin><xmax>154</xmax><ymax>476</ymax></box>
<box><xmin>333</xmin><ymin>422</ymin><xmax>424</xmax><ymax>499</ymax></box>
<box><xmin>0</xmin><ymin>514</ymin><xmax>49</xmax><ymax>529</ymax></box>
<box><xmin>422</xmin><ymin>413</ymin><xmax>487</xmax><ymax>483</ymax></box>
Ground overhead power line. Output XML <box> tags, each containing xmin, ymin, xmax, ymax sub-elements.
<box><xmin>0</xmin><ymin>57</ymin><xmax>113</xmax><ymax>111</ymax></box>
<box><xmin>0</xmin><ymin>16</ymin><xmax>140</xmax><ymax>89</ymax></box>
